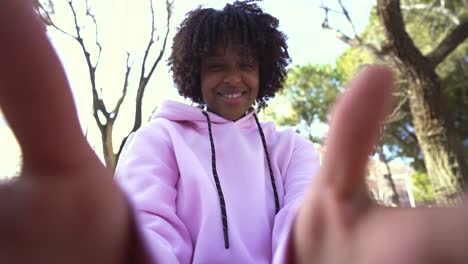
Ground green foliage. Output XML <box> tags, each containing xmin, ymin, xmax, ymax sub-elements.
<box><xmin>335</xmin><ymin>0</ymin><xmax>468</xmax><ymax>169</ymax></box>
<box><xmin>402</xmin><ymin>0</ymin><xmax>468</xmax><ymax>56</ymax></box>
<box><xmin>268</xmin><ymin>0</ymin><xmax>467</xmax><ymax>163</ymax></box>
<box><xmin>262</xmin><ymin>93</ymin><xmax>299</xmax><ymax>126</ymax></box>
<box><xmin>335</xmin><ymin>10</ymin><xmax>383</xmax><ymax>84</ymax></box>
<box><xmin>411</xmin><ymin>170</ymin><xmax>435</xmax><ymax>203</ymax></box>
<box><xmin>285</xmin><ymin>64</ymin><xmax>342</xmax><ymax>123</ymax></box>
<box><xmin>266</xmin><ymin>64</ymin><xmax>342</xmax><ymax>143</ymax></box>
<box><xmin>335</xmin><ymin>47</ymin><xmax>374</xmax><ymax>84</ymax></box>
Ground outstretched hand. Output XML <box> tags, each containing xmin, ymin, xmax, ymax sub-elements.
<box><xmin>291</xmin><ymin>66</ymin><xmax>468</xmax><ymax>263</ymax></box>
<box><xmin>0</xmin><ymin>1</ymin><xmax>143</xmax><ymax>263</ymax></box>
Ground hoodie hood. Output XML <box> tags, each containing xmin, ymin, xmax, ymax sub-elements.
<box><xmin>153</xmin><ymin>100</ymin><xmax>256</xmax><ymax>128</ymax></box>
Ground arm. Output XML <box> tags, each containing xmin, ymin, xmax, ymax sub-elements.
<box><xmin>0</xmin><ymin>2</ymin><xmax>139</xmax><ymax>263</ymax></box>
<box><xmin>272</xmin><ymin>133</ymin><xmax>320</xmax><ymax>263</ymax></box>
<box><xmin>115</xmin><ymin>125</ymin><xmax>193</xmax><ymax>263</ymax></box>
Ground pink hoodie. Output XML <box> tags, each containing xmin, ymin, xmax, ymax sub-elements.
<box><xmin>115</xmin><ymin>100</ymin><xmax>319</xmax><ymax>263</ymax></box>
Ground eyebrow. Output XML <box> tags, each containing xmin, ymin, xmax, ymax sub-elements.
<box><xmin>204</xmin><ymin>54</ymin><xmax>224</xmax><ymax>59</ymax></box>
<box><xmin>204</xmin><ymin>52</ymin><xmax>257</xmax><ymax>59</ymax></box>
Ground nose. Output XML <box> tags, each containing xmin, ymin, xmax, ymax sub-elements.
<box><xmin>223</xmin><ymin>68</ymin><xmax>242</xmax><ymax>86</ymax></box>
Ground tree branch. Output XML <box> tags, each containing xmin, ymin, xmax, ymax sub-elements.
<box><xmin>337</xmin><ymin>0</ymin><xmax>360</xmax><ymax>39</ymax></box>
<box><xmin>388</xmin><ymin>126</ymin><xmax>419</xmax><ymax>151</ymax></box>
<box><xmin>112</xmin><ymin>52</ymin><xmax>132</xmax><ymax>121</ymax></box>
<box><xmin>132</xmin><ymin>0</ymin><xmax>173</xmax><ymax>133</ymax></box>
<box><xmin>92</xmin><ymin>108</ymin><xmax>105</xmax><ymax>128</ymax></box>
<box><xmin>146</xmin><ymin>0</ymin><xmax>173</xmax><ymax>81</ymax></box>
<box><xmin>139</xmin><ymin>0</ymin><xmax>157</xmax><ymax>83</ymax></box>
<box><xmin>68</xmin><ymin>0</ymin><xmax>82</xmax><ymax>39</ymax></box>
<box><xmin>427</xmin><ymin>19</ymin><xmax>468</xmax><ymax>67</ymax></box>
<box><xmin>377</xmin><ymin>0</ymin><xmax>428</xmax><ymax>69</ymax></box>
<box><xmin>67</xmin><ymin>0</ymin><xmax>109</xmax><ymax>121</ymax></box>
<box><xmin>85</xmin><ymin>0</ymin><xmax>103</xmax><ymax>68</ymax></box>
<box><xmin>400</xmin><ymin>3</ymin><xmax>460</xmax><ymax>25</ymax></box>
<box><xmin>320</xmin><ymin>2</ymin><xmax>388</xmax><ymax>59</ymax></box>
<box><xmin>386</xmin><ymin>94</ymin><xmax>409</xmax><ymax>124</ymax></box>
<box><xmin>36</xmin><ymin>1</ymin><xmax>76</xmax><ymax>39</ymax></box>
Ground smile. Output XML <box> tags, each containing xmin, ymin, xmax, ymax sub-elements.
<box><xmin>224</xmin><ymin>93</ymin><xmax>242</xmax><ymax>99</ymax></box>
<box><xmin>218</xmin><ymin>91</ymin><xmax>247</xmax><ymax>99</ymax></box>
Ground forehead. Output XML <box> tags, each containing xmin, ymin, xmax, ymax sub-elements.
<box><xmin>205</xmin><ymin>44</ymin><xmax>257</xmax><ymax>60</ymax></box>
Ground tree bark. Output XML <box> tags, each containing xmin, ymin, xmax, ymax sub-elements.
<box><xmin>100</xmin><ymin>123</ymin><xmax>116</xmax><ymax>170</ymax></box>
<box><xmin>377</xmin><ymin>0</ymin><xmax>467</xmax><ymax>205</ymax></box>
<box><xmin>408</xmin><ymin>76</ymin><xmax>466</xmax><ymax>205</ymax></box>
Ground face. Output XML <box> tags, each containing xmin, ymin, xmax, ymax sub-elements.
<box><xmin>200</xmin><ymin>45</ymin><xmax>259</xmax><ymax>121</ymax></box>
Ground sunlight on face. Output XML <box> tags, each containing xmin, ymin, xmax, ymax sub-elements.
<box><xmin>200</xmin><ymin>45</ymin><xmax>259</xmax><ymax>121</ymax></box>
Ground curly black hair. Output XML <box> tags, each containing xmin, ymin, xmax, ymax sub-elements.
<box><xmin>167</xmin><ymin>0</ymin><xmax>291</xmax><ymax>108</ymax></box>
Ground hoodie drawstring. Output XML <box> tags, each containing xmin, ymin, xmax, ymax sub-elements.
<box><xmin>253</xmin><ymin>113</ymin><xmax>281</xmax><ymax>214</ymax></box>
<box><xmin>202</xmin><ymin>111</ymin><xmax>230</xmax><ymax>249</ymax></box>
<box><xmin>202</xmin><ymin>111</ymin><xmax>280</xmax><ymax>250</ymax></box>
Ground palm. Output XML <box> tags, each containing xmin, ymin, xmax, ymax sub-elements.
<box><xmin>0</xmin><ymin>169</ymin><xmax>132</xmax><ymax>263</ymax></box>
<box><xmin>0</xmin><ymin>1</ymin><xmax>134</xmax><ymax>263</ymax></box>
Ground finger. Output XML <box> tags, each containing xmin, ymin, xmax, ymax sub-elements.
<box><xmin>0</xmin><ymin>1</ymin><xmax>96</xmax><ymax>173</ymax></box>
<box><xmin>321</xmin><ymin>65</ymin><xmax>394</xmax><ymax>200</ymax></box>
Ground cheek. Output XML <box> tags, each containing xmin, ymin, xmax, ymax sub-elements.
<box><xmin>247</xmin><ymin>74</ymin><xmax>260</xmax><ymax>94</ymax></box>
<box><xmin>201</xmin><ymin>73</ymin><xmax>220</xmax><ymax>90</ymax></box>
<box><xmin>200</xmin><ymin>75</ymin><xmax>220</xmax><ymax>102</ymax></box>
<box><xmin>200</xmin><ymin>75</ymin><xmax>211</xmax><ymax>95</ymax></box>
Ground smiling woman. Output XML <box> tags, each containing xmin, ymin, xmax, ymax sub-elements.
<box><xmin>113</xmin><ymin>1</ymin><xmax>320</xmax><ymax>263</ymax></box>
<box><xmin>200</xmin><ymin>45</ymin><xmax>259</xmax><ymax>121</ymax></box>
<box><xmin>167</xmin><ymin>1</ymin><xmax>291</xmax><ymax>110</ymax></box>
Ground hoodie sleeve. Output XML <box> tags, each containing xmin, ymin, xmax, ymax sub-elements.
<box><xmin>114</xmin><ymin>124</ymin><xmax>193</xmax><ymax>264</ymax></box>
<box><xmin>272</xmin><ymin>132</ymin><xmax>319</xmax><ymax>263</ymax></box>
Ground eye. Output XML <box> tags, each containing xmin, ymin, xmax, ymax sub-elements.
<box><xmin>240</xmin><ymin>62</ymin><xmax>255</xmax><ymax>70</ymax></box>
<box><xmin>205</xmin><ymin>63</ymin><xmax>225</xmax><ymax>71</ymax></box>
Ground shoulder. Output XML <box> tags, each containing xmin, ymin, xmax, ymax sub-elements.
<box><xmin>132</xmin><ymin>118</ymin><xmax>171</xmax><ymax>141</ymax></box>
<box><xmin>260</xmin><ymin>120</ymin><xmax>309</xmax><ymax>146</ymax></box>
<box><xmin>260</xmin><ymin>121</ymin><xmax>318</xmax><ymax>163</ymax></box>
<box><xmin>121</xmin><ymin>118</ymin><xmax>177</xmax><ymax>154</ymax></box>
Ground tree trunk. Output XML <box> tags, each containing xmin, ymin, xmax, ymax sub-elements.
<box><xmin>377</xmin><ymin>0</ymin><xmax>467</xmax><ymax>206</ymax></box>
<box><xmin>100</xmin><ymin>123</ymin><xmax>116</xmax><ymax>170</ymax></box>
<box><xmin>407</xmin><ymin>72</ymin><xmax>466</xmax><ymax>205</ymax></box>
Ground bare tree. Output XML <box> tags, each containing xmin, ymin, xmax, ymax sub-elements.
<box><xmin>321</xmin><ymin>0</ymin><xmax>467</xmax><ymax>205</ymax></box>
<box><xmin>37</xmin><ymin>0</ymin><xmax>173</xmax><ymax>170</ymax></box>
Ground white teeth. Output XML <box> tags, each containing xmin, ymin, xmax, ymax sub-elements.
<box><xmin>223</xmin><ymin>93</ymin><xmax>242</xmax><ymax>99</ymax></box>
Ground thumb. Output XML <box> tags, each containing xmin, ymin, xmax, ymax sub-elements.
<box><xmin>321</xmin><ymin>65</ymin><xmax>394</xmax><ymax>200</ymax></box>
<box><xmin>290</xmin><ymin>65</ymin><xmax>395</xmax><ymax>264</ymax></box>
